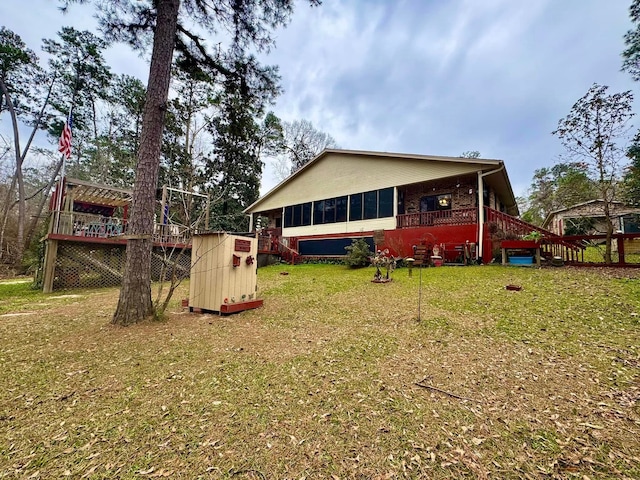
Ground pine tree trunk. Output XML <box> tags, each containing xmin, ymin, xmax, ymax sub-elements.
<box><xmin>113</xmin><ymin>0</ymin><xmax>180</xmax><ymax>326</ymax></box>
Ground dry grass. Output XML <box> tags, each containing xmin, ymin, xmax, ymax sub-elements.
<box><xmin>0</xmin><ymin>264</ymin><xmax>639</xmax><ymax>479</ymax></box>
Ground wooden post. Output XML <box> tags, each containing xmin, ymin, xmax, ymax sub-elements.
<box><xmin>617</xmin><ymin>234</ymin><xmax>626</xmax><ymax>265</ymax></box>
<box><xmin>42</xmin><ymin>239</ymin><xmax>59</xmax><ymax>293</ymax></box>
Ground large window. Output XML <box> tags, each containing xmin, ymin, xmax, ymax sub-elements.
<box><xmin>349</xmin><ymin>194</ymin><xmax>362</xmax><ymax>221</ymax></box>
<box><xmin>313</xmin><ymin>195</ymin><xmax>347</xmax><ymax>224</ymax></box>
<box><xmin>349</xmin><ymin>187</ymin><xmax>394</xmax><ymax>221</ymax></box>
<box><xmin>284</xmin><ymin>188</ymin><xmax>394</xmax><ymax>227</ymax></box>
<box><xmin>284</xmin><ymin>202</ymin><xmax>312</xmax><ymax>227</ymax></box>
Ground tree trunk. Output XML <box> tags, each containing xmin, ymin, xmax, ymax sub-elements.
<box><xmin>0</xmin><ymin>78</ymin><xmax>26</xmax><ymax>271</ymax></box>
<box><xmin>113</xmin><ymin>0</ymin><xmax>180</xmax><ymax>326</ymax></box>
<box><xmin>23</xmin><ymin>158</ymin><xmax>64</xmax><ymax>249</ymax></box>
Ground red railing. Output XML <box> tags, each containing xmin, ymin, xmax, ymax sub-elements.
<box><xmin>396</xmin><ymin>207</ymin><xmax>478</xmax><ymax>228</ymax></box>
<box><xmin>257</xmin><ymin>228</ymin><xmax>299</xmax><ymax>264</ymax></box>
<box><xmin>560</xmin><ymin>233</ymin><xmax>640</xmax><ymax>266</ymax></box>
<box><xmin>485</xmin><ymin>208</ymin><xmax>581</xmax><ymax>252</ymax></box>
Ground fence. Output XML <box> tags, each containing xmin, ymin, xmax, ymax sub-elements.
<box><xmin>46</xmin><ymin>241</ymin><xmax>191</xmax><ymax>290</ymax></box>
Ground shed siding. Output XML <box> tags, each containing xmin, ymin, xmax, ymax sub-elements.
<box><xmin>255</xmin><ymin>153</ymin><xmax>481</xmax><ymax>212</ymax></box>
<box><xmin>190</xmin><ymin>233</ymin><xmax>258</xmax><ymax>311</ymax></box>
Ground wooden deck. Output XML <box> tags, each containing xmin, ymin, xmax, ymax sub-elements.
<box><xmin>49</xmin><ymin>211</ymin><xmax>191</xmax><ymax>247</ymax></box>
<box><xmin>396</xmin><ymin>207</ymin><xmax>478</xmax><ymax>228</ymax></box>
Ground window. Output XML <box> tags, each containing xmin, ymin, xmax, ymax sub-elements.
<box><xmin>420</xmin><ymin>194</ymin><xmax>452</xmax><ymax>212</ymax></box>
<box><xmin>437</xmin><ymin>194</ymin><xmax>452</xmax><ymax>209</ymax></box>
<box><xmin>378</xmin><ymin>188</ymin><xmax>394</xmax><ymax>217</ymax></box>
<box><xmin>349</xmin><ymin>188</ymin><xmax>394</xmax><ymax>221</ymax></box>
<box><xmin>350</xmin><ymin>194</ymin><xmax>363</xmax><ymax>221</ymax></box>
<box><xmin>324</xmin><ymin>198</ymin><xmax>335</xmax><ymax>223</ymax></box>
<box><xmin>289</xmin><ymin>189</ymin><xmax>394</xmax><ymax>227</ymax></box>
<box><xmin>284</xmin><ymin>202</ymin><xmax>312</xmax><ymax>227</ymax></box>
<box><xmin>364</xmin><ymin>191</ymin><xmax>378</xmax><ymax>219</ymax></box>
<box><xmin>336</xmin><ymin>196</ymin><xmax>347</xmax><ymax>222</ymax></box>
<box><xmin>313</xmin><ymin>200</ymin><xmax>324</xmax><ymax>225</ymax></box>
<box><xmin>302</xmin><ymin>202</ymin><xmax>311</xmax><ymax>225</ymax></box>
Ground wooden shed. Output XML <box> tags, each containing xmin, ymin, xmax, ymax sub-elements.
<box><xmin>189</xmin><ymin>232</ymin><xmax>263</xmax><ymax>314</ymax></box>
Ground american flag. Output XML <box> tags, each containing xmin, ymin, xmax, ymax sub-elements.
<box><xmin>58</xmin><ymin>113</ymin><xmax>72</xmax><ymax>159</ymax></box>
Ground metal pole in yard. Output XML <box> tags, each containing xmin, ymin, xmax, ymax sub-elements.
<box><xmin>417</xmin><ymin>263</ymin><xmax>422</xmax><ymax>322</ymax></box>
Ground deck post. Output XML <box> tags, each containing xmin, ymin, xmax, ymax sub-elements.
<box><xmin>42</xmin><ymin>239</ymin><xmax>59</xmax><ymax>293</ymax></box>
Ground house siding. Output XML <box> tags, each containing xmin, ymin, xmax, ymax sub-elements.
<box><xmin>283</xmin><ymin>216</ymin><xmax>396</xmax><ymax>237</ymax></box>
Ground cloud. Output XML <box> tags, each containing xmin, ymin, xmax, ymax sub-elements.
<box><xmin>2</xmin><ymin>0</ymin><xmax>637</xmax><ymax>200</ymax></box>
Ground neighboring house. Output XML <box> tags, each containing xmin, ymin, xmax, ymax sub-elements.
<box><xmin>542</xmin><ymin>200</ymin><xmax>640</xmax><ymax>236</ymax></box>
<box><xmin>245</xmin><ymin>149</ymin><xmax>532</xmax><ymax>264</ymax></box>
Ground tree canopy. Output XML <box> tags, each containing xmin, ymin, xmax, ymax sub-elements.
<box><xmin>58</xmin><ymin>0</ymin><xmax>321</xmax><ymax>325</ymax></box>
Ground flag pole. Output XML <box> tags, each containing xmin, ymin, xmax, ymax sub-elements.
<box><xmin>55</xmin><ymin>107</ymin><xmax>73</xmax><ymax>234</ymax></box>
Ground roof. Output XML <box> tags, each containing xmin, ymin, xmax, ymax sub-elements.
<box><xmin>65</xmin><ymin>178</ymin><xmax>133</xmax><ymax>208</ymax></box>
<box><xmin>542</xmin><ymin>199</ymin><xmax>640</xmax><ymax>228</ymax></box>
<box><xmin>246</xmin><ymin>148</ymin><xmax>519</xmax><ymax>215</ymax></box>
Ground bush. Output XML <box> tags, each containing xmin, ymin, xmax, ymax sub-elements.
<box><xmin>344</xmin><ymin>238</ymin><xmax>372</xmax><ymax>268</ymax></box>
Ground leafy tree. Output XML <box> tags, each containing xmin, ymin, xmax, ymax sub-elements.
<box><xmin>0</xmin><ymin>27</ymin><xmax>41</xmax><ymax>268</ymax></box>
<box><xmin>85</xmin><ymin>74</ymin><xmax>146</xmax><ymax>188</ymax></box>
<box><xmin>62</xmin><ymin>0</ymin><xmax>320</xmax><ymax>325</ymax></box>
<box><xmin>43</xmin><ymin>27</ymin><xmax>113</xmax><ymax>180</ymax></box>
<box><xmin>622</xmin><ymin>0</ymin><xmax>640</xmax><ymax>81</ymax></box>
<box><xmin>207</xmin><ymin>58</ymin><xmax>281</xmax><ymax>231</ymax></box>
<box><xmin>344</xmin><ymin>238</ymin><xmax>372</xmax><ymax>268</ymax></box>
<box><xmin>622</xmin><ymin>135</ymin><xmax>640</xmax><ymax>206</ymax></box>
<box><xmin>552</xmin><ymin>84</ymin><xmax>634</xmax><ymax>263</ymax></box>
<box><xmin>520</xmin><ymin>162</ymin><xmax>597</xmax><ymax>225</ymax></box>
<box><xmin>459</xmin><ymin>150</ymin><xmax>481</xmax><ymax>158</ymax></box>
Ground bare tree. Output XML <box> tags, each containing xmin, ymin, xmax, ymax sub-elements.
<box><xmin>552</xmin><ymin>84</ymin><xmax>634</xmax><ymax>263</ymax></box>
<box><xmin>272</xmin><ymin>119</ymin><xmax>337</xmax><ymax>180</ymax></box>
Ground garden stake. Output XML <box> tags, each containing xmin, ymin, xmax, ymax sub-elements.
<box><xmin>417</xmin><ymin>262</ymin><xmax>422</xmax><ymax>322</ymax></box>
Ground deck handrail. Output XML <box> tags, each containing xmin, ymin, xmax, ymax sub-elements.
<box><xmin>485</xmin><ymin>207</ymin><xmax>581</xmax><ymax>251</ymax></box>
<box><xmin>49</xmin><ymin>210</ymin><xmax>191</xmax><ymax>244</ymax></box>
<box><xmin>396</xmin><ymin>207</ymin><xmax>478</xmax><ymax>228</ymax></box>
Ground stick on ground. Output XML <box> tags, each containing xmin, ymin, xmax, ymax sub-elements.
<box><xmin>415</xmin><ymin>379</ymin><xmax>481</xmax><ymax>403</ymax></box>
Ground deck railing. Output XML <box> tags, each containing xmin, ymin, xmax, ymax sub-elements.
<box><xmin>50</xmin><ymin>211</ymin><xmax>190</xmax><ymax>245</ymax></box>
<box><xmin>396</xmin><ymin>207</ymin><xmax>478</xmax><ymax>229</ymax></box>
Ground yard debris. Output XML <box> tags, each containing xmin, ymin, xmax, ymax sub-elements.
<box><xmin>415</xmin><ymin>377</ymin><xmax>481</xmax><ymax>403</ymax></box>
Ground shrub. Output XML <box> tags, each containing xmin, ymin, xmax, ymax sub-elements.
<box><xmin>344</xmin><ymin>238</ymin><xmax>372</xmax><ymax>268</ymax></box>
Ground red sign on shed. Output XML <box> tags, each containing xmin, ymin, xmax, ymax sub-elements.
<box><xmin>235</xmin><ymin>239</ymin><xmax>251</xmax><ymax>252</ymax></box>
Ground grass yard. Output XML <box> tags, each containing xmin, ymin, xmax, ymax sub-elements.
<box><xmin>1</xmin><ymin>264</ymin><xmax>639</xmax><ymax>479</ymax></box>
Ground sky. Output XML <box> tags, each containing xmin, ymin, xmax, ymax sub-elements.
<box><xmin>1</xmin><ymin>0</ymin><xmax>638</xmax><ymax>200</ymax></box>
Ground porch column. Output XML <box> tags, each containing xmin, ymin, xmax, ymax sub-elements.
<box><xmin>248</xmin><ymin>212</ymin><xmax>254</xmax><ymax>232</ymax></box>
<box><xmin>477</xmin><ymin>170</ymin><xmax>484</xmax><ymax>261</ymax></box>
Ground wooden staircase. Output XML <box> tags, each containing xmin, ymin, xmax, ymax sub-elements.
<box><xmin>486</xmin><ymin>207</ymin><xmax>583</xmax><ymax>260</ymax></box>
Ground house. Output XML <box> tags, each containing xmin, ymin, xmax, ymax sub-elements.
<box><xmin>542</xmin><ymin>200</ymin><xmax>640</xmax><ymax>236</ymax></box>
<box><xmin>245</xmin><ymin>149</ymin><xmax>537</xmax><ymax>264</ymax></box>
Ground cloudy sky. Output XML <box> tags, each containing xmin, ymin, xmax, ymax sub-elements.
<box><xmin>1</xmin><ymin>0</ymin><xmax>638</xmax><ymax>199</ymax></box>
